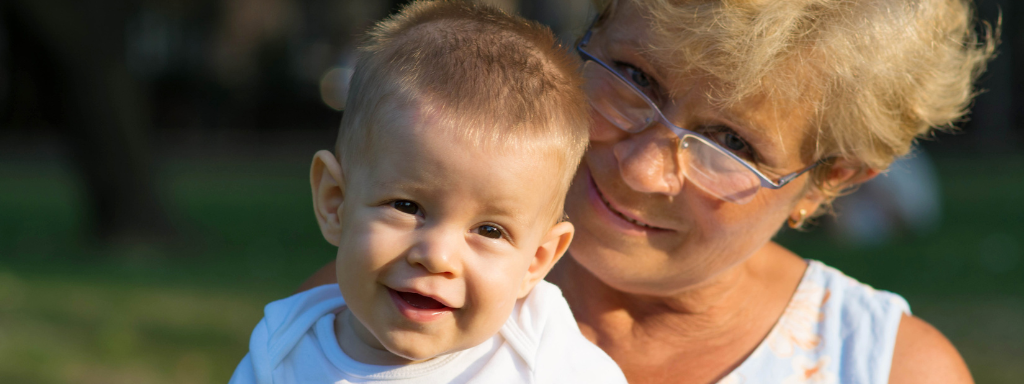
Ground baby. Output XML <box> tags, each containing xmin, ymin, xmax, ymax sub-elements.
<box><xmin>228</xmin><ymin>1</ymin><xmax>627</xmax><ymax>383</ymax></box>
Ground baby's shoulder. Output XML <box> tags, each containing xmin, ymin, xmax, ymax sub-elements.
<box><xmin>259</xmin><ymin>284</ymin><xmax>346</xmax><ymax>333</ymax></box>
<box><xmin>501</xmin><ymin>281</ymin><xmax>628</xmax><ymax>384</ymax></box>
<box><xmin>233</xmin><ymin>284</ymin><xmax>346</xmax><ymax>384</ymax></box>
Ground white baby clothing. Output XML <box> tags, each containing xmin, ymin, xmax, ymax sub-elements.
<box><xmin>228</xmin><ymin>281</ymin><xmax>627</xmax><ymax>384</ymax></box>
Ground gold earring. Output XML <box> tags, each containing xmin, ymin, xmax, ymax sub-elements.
<box><xmin>787</xmin><ymin>209</ymin><xmax>807</xmax><ymax>229</ymax></box>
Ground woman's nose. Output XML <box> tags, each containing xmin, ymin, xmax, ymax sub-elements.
<box><xmin>612</xmin><ymin>125</ymin><xmax>684</xmax><ymax>195</ymax></box>
<box><xmin>406</xmin><ymin>229</ymin><xmax>462</xmax><ymax>278</ymax></box>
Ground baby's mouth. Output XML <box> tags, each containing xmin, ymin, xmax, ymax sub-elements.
<box><xmin>396</xmin><ymin>291</ymin><xmax>449</xmax><ymax>310</ymax></box>
<box><xmin>388</xmin><ymin>288</ymin><xmax>454</xmax><ymax>322</ymax></box>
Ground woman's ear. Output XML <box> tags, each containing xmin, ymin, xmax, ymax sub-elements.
<box><xmin>311</xmin><ymin>150</ymin><xmax>346</xmax><ymax>246</ymax></box>
<box><xmin>518</xmin><ymin>221</ymin><xmax>575</xmax><ymax>298</ymax></box>
<box><xmin>794</xmin><ymin>157</ymin><xmax>880</xmax><ymax>218</ymax></box>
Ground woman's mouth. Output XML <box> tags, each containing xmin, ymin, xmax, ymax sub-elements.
<box><xmin>586</xmin><ymin>169</ymin><xmax>669</xmax><ymax>232</ymax></box>
<box><xmin>596</xmin><ymin>186</ymin><xmax>657</xmax><ymax>229</ymax></box>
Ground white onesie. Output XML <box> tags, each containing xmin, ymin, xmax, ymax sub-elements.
<box><xmin>228</xmin><ymin>281</ymin><xmax>628</xmax><ymax>384</ymax></box>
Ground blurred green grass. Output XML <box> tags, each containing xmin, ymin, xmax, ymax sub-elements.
<box><xmin>0</xmin><ymin>155</ymin><xmax>1021</xmax><ymax>383</ymax></box>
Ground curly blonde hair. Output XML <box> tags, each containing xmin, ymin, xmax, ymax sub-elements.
<box><xmin>593</xmin><ymin>0</ymin><xmax>996</xmax><ymax>196</ymax></box>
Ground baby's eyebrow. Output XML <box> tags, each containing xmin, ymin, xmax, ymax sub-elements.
<box><xmin>373</xmin><ymin>179</ymin><xmax>429</xmax><ymax>194</ymax></box>
<box><xmin>479</xmin><ymin>203</ymin><xmax>531</xmax><ymax>229</ymax></box>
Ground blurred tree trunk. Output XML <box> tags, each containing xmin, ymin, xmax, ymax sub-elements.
<box><xmin>5</xmin><ymin>0</ymin><xmax>173</xmax><ymax>243</ymax></box>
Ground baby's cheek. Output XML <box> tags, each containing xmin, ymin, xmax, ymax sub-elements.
<box><xmin>350</xmin><ymin>224</ymin><xmax>408</xmax><ymax>266</ymax></box>
<box><xmin>460</xmin><ymin>276</ymin><xmax>519</xmax><ymax>341</ymax></box>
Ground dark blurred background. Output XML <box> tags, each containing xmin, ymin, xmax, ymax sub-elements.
<box><xmin>0</xmin><ymin>0</ymin><xmax>1019</xmax><ymax>383</ymax></box>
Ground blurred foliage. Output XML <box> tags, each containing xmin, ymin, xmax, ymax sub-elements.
<box><xmin>0</xmin><ymin>156</ymin><xmax>331</xmax><ymax>384</ymax></box>
<box><xmin>0</xmin><ymin>154</ymin><xmax>1022</xmax><ymax>383</ymax></box>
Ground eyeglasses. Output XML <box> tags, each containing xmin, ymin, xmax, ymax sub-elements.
<box><xmin>576</xmin><ymin>30</ymin><xmax>824</xmax><ymax>204</ymax></box>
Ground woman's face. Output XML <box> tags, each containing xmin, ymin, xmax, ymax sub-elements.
<box><xmin>564</xmin><ymin>1</ymin><xmax>824</xmax><ymax>296</ymax></box>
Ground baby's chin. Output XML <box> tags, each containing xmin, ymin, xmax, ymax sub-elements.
<box><xmin>378</xmin><ymin>329</ymin><xmax>489</xmax><ymax>363</ymax></box>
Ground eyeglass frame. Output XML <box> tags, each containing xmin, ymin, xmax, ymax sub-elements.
<box><xmin>576</xmin><ymin>28</ymin><xmax>828</xmax><ymax>191</ymax></box>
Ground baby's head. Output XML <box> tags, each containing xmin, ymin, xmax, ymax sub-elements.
<box><xmin>309</xmin><ymin>0</ymin><xmax>588</xmax><ymax>364</ymax></box>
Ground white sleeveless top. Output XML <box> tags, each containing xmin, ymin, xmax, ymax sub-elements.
<box><xmin>719</xmin><ymin>260</ymin><xmax>911</xmax><ymax>384</ymax></box>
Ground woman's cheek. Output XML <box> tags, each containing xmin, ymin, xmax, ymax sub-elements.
<box><xmin>589</xmin><ymin>113</ymin><xmax>630</xmax><ymax>143</ymax></box>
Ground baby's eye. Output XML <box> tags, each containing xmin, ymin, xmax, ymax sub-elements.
<box><xmin>391</xmin><ymin>200</ymin><xmax>420</xmax><ymax>215</ymax></box>
<box><xmin>474</xmin><ymin>224</ymin><xmax>504</xmax><ymax>240</ymax></box>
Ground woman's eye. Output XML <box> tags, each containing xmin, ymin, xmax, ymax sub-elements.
<box><xmin>721</xmin><ymin>132</ymin><xmax>748</xmax><ymax>152</ymax></box>
<box><xmin>706</xmin><ymin>128</ymin><xmax>755</xmax><ymax>159</ymax></box>
<box><xmin>625</xmin><ymin>66</ymin><xmax>651</xmax><ymax>88</ymax></box>
<box><xmin>390</xmin><ymin>200</ymin><xmax>420</xmax><ymax>215</ymax></box>
<box><xmin>614</xmin><ymin>62</ymin><xmax>654</xmax><ymax>90</ymax></box>
<box><xmin>475</xmin><ymin>225</ymin><xmax>503</xmax><ymax>240</ymax></box>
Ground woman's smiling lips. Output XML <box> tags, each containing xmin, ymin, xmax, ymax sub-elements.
<box><xmin>387</xmin><ymin>287</ymin><xmax>455</xmax><ymax>322</ymax></box>
<box><xmin>585</xmin><ymin>167</ymin><xmax>672</xmax><ymax>235</ymax></box>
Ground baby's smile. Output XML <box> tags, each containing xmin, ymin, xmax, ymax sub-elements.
<box><xmin>387</xmin><ymin>287</ymin><xmax>456</xmax><ymax>322</ymax></box>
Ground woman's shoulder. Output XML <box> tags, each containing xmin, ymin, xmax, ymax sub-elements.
<box><xmin>889</xmin><ymin>314</ymin><xmax>973</xmax><ymax>384</ymax></box>
<box><xmin>808</xmin><ymin>261</ymin><xmax>972</xmax><ymax>384</ymax></box>
<box><xmin>722</xmin><ymin>260</ymin><xmax>912</xmax><ymax>384</ymax></box>
<box><xmin>807</xmin><ymin>260</ymin><xmax>912</xmax><ymax>318</ymax></box>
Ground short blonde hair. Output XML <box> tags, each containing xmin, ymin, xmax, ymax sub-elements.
<box><xmin>594</xmin><ymin>0</ymin><xmax>995</xmax><ymax>192</ymax></box>
<box><xmin>338</xmin><ymin>0</ymin><xmax>589</xmax><ymax>207</ymax></box>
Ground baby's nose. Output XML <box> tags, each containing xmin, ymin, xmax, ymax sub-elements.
<box><xmin>407</xmin><ymin>230</ymin><xmax>463</xmax><ymax>277</ymax></box>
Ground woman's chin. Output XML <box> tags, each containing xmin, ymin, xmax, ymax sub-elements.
<box><xmin>567</xmin><ymin>238</ymin><xmax>696</xmax><ymax>295</ymax></box>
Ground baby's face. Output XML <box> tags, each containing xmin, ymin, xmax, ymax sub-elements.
<box><xmin>334</xmin><ymin>116</ymin><xmax>566</xmax><ymax>362</ymax></box>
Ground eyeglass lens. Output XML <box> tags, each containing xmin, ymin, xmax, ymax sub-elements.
<box><xmin>581</xmin><ymin>61</ymin><xmax>655</xmax><ymax>133</ymax></box>
<box><xmin>581</xmin><ymin>61</ymin><xmax>761</xmax><ymax>204</ymax></box>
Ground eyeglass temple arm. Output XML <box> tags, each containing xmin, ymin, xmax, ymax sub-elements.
<box><xmin>763</xmin><ymin>157</ymin><xmax>831</xmax><ymax>189</ymax></box>
<box><xmin>578</xmin><ymin>16</ymin><xmax>601</xmax><ymax>47</ymax></box>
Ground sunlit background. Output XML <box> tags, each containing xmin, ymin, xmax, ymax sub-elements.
<box><xmin>0</xmin><ymin>0</ymin><xmax>1020</xmax><ymax>383</ymax></box>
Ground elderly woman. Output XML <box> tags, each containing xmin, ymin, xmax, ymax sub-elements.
<box><xmin>302</xmin><ymin>0</ymin><xmax>994</xmax><ymax>382</ymax></box>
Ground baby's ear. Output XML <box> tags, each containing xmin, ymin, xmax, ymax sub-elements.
<box><xmin>518</xmin><ymin>221</ymin><xmax>574</xmax><ymax>298</ymax></box>
<box><xmin>311</xmin><ymin>150</ymin><xmax>346</xmax><ymax>246</ymax></box>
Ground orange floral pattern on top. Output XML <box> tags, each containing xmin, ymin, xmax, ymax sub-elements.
<box><xmin>782</xmin><ymin>356</ymin><xmax>837</xmax><ymax>384</ymax></box>
<box><xmin>764</xmin><ymin>282</ymin><xmax>831</xmax><ymax>358</ymax></box>
<box><xmin>714</xmin><ymin>261</ymin><xmax>910</xmax><ymax>384</ymax></box>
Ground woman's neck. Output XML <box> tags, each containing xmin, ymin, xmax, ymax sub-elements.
<box><xmin>548</xmin><ymin>242</ymin><xmax>807</xmax><ymax>383</ymax></box>
<box><xmin>550</xmin><ymin>256</ymin><xmax>759</xmax><ymax>340</ymax></box>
